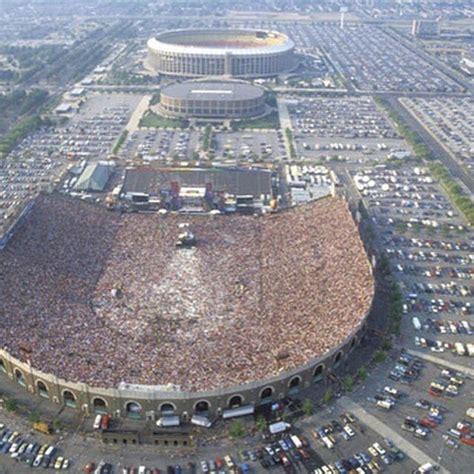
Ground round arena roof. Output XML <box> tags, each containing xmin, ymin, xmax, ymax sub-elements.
<box><xmin>148</xmin><ymin>28</ymin><xmax>295</xmax><ymax>56</ymax></box>
<box><xmin>161</xmin><ymin>81</ymin><xmax>265</xmax><ymax>102</ymax></box>
<box><xmin>0</xmin><ymin>194</ymin><xmax>374</xmax><ymax>393</ymax></box>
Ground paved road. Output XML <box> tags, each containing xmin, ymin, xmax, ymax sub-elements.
<box><xmin>383</xmin><ymin>27</ymin><xmax>474</xmax><ymax>96</ymax></box>
<box><xmin>386</xmin><ymin>97</ymin><xmax>474</xmax><ymax>193</ymax></box>
<box><xmin>337</xmin><ymin>397</ymin><xmax>451</xmax><ymax>474</ymax></box>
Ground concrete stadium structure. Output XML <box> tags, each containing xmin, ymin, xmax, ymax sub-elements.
<box><xmin>157</xmin><ymin>81</ymin><xmax>266</xmax><ymax>119</ymax></box>
<box><xmin>147</xmin><ymin>29</ymin><xmax>295</xmax><ymax>78</ymax></box>
<box><xmin>0</xmin><ymin>326</ymin><xmax>368</xmax><ymax>420</ymax></box>
<box><xmin>0</xmin><ymin>195</ymin><xmax>374</xmax><ymax>422</ymax></box>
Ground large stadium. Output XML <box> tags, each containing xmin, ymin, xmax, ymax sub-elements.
<box><xmin>0</xmin><ymin>193</ymin><xmax>374</xmax><ymax>420</ymax></box>
<box><xmin>146</xmin><ymin>29</ymin><xmax>295</xmax><ymax>77</ymax></box>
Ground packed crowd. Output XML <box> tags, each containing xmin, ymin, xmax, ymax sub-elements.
<box><xmin>0</xmin><ymin>193</ymin><xmax>374</xmax><ymax>392</ymax></box>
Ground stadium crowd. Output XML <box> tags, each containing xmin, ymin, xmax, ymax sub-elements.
<box><xmin>0</xmin><ymin>193</ymin><xmax>374</xmax><ymax>392</ymax></box>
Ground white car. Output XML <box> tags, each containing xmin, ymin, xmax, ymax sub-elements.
<box><xmin>33</xmin><ymin>455</ymin><xmax>43</xmax><ymax>468</ymax></box>
<box><xmin>373</xmin><ymin>442</ymin><xmax>386</xmax><ymax>455</ymax></box>
<box><xmin>368</xmin><ymin>446</ymin><xmax>378</xmax><ymax>457</ymax></box>
<box><xmin>344</xmin><ymin>425</ymin><xmax>355</xmax><ymax>437</ymax></box>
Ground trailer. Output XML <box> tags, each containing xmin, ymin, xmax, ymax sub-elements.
<box><xmin>156</xmin><ymin>415</ymin><xmax>180</xmax><ymax>428</ymax></box>
<box><xmin>268</xmin><ymin>421</ymin><xmax>291</xmax><ymax>435</ymax></box>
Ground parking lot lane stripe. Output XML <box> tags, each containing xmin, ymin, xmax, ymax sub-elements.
<box><xmin>337</xmin><ymin>396</ymin><xmax>451</xmax><ymax>474</ymax></box>
<box><xmin>406</xmin><ymin>350</ymin><xmax>474</xmax><ymax>378</ymax></box>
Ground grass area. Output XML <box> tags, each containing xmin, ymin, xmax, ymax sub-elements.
<box><xmin>202</xmin><ymin>124</ymin><xmax>212</xmax><ymax>151</ymax></box>
<box><xmin>149</xmin><ymin>91</ymin><xmax>161</xmax><ymax>106</ymax></box>
<box><xmin>0</xmin><ymin>114</ymin><xmax>51</xmax><ymax>159</ymax></box>
<box><xmin>375</xmin><ymin>97</ymin><xmax>473</xmax><ymax>226</ymax></box>
<box><xmin>231</xmin><ymin>110</ymin><xmax>280</xmax><ymax>130</ymax></box>
<box><xmin>374</xmin><ymin>96</ymin><xmax>431</xmax><ymax>160</ymax></box>
<box><xmin>285</xmin><ymin>127</ymin><xmax>297</xmax><ymax>159</ymax></box>
<box><xmin>429</xmin><ymin>162</ymin><xmax>474</xmax><ymax>225</ymax></box>
<box><xmin>139</xmin><ymin>110</ymin><xmax>188</xmax><ymax>129</ymax></box>
<box><xmin>112</xmin><ymin>130</ymin><xmax>128</xmax><ymax>155</ymax></box>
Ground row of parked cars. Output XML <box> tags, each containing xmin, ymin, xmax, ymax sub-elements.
<box><xmin>367</xmin><ymin>386</ymin><xmax>403</xmax><ymax>410</ymax></box>
<box><xmin>388</xmin><ymin>352</ymin><xmax>423</xmax><ymax>383</ymax></box>
<box><xmin>313</xmin><ymin>439</ymin><xmax>405</xmax><ymax>474</ymax></box>
<box><xmin>85</xmin><ymin>462</ymin><xmax>189</xmax><ymax>474</ymax></box>
<box><xmin>257</xmin><ymin>433</ymin><xmax>312</xmax><ymax>470</ymax></box>
<box><xmin>0</xmin><ymin>423</ymin><xmax>69</xmax><ymax>469</ymax></box>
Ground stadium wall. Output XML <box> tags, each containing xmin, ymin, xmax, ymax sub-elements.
<box><xmin>0</xmin><ymin>319</ymin><xmax>369</xmax><ymax>420</ymax></box>
<box><xmin>147</xmin><ymin>30</ymin><xmax>295</xmax><ymax>78</ymax></box>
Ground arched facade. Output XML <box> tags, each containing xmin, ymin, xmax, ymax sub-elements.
<box><xmin>15</xmin><ymin>368</ymin><xmax>26</xmax><ymax>387</ymax></box>
<box><xmin>194</xmin><ymin>400</ymin><xmax>210</xmax><ymax>413</ymax></box>
<box><xmin>160</xmin><ymin>402</ymin><xmax>176</xmax><ymax>414</ymax></box>
<box><xmin>147</xmin><ymin>29</ymin><xmax>295</xmax><ymax>78</ymax></box>
<box><xmin>228</xmin><ymin>395</ymin><xmax>244</xmax><ymax>408</ymax></box>
<box><xmin>93</xmin><ymin>397</ymin><xmax>108</xmax><ymax>414</ymax></box>
<box><xmin>62</xmin><ymin>389</ymin><xmax>77</xmax><ymax>408</ymax></box>
<box><xmin>125</xmin><ymin>401</ymin><xmax>142</xmax><ymax>419</ymax></box>
<box><xmin>0</xmin><ymin>318</ymin><xmax>368</xmax><ymax>420</ymax></box>
<box><xmin>313</xmin><ymin>364</ymin><xmax>325</xmax><ymax>383</ymax></box>
<box><xmin>36</xmin><ymin>380</ymin><xmax>49</xmax><ymax>398</ymax></box>
<box><xmin>260</xmin><ymin>386</ymin><xmax>274</xmax><ymax>401</ymax></box>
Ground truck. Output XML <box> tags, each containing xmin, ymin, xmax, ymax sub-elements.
<box><xmin>466</xmin><ymin>343</ymin><xmax>474</xmax><ymax>357</ymax></box>
<box><xmin>290</xmin><ymin>434</ymin><xmax>303</xmax><ymax>449</ymax></box>
<box><xmin>412</xmin><ymin>317</ymin><xmax>421</xmax><ymax>331</ymax></box>
<box><xmin>454</xmin><ymin>342</ymin><xmax>466</xmax><ymax>356</ymax></box>
<box><xmin>32</xmin><ymin>422</ymin><xmax>52</xmax><ymax>435</ymax></box>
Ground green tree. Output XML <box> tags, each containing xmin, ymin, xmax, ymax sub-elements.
<box><xmin>29</xmin><ymin>411</ymin><xmax>40</xmax><ymax>423</ymax></box>
<box><xmin>302</xmin><ymin>398</ymin><xmax>314</xmax><ymax>416</ymax></box>
<box><xmin>5</xmin><ymin>398</ymin><xmax>17</xmax><ymax>412</ymax></box>
<box><xmin>342</xmin><ymin>376</ymin><xmax>354</xmax><ymax>392</ymax></box>
<box><xmin>373</xmin><ymin>350</ymin><xmax>387</xmax><ymax>363</ymax></box>
<box><xmin>255</xmin><ymin>416</ymin><xmax>267</xmax><ymax>432</ymax></box>
<box><xmin>228</xmin><ymin>420</ymin><xmax>245</xmax><ymax>438</ymax></box>
<box><xmin>322</xmin><ymin>389</ymin><xmax>333</xmax><ymax>404</ymax></box>
<box><xmin>357</xmin><ymin>367</ymin><xmax>368</xmax><ymax>381</ymax></box>
<box><xmin>382</xmin><ymin>339</ymin><xmax>392</xmax><ymax>351</ymax></box>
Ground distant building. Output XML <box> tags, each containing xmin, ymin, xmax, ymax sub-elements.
<box><xmin>55</xmin><ymin>103</ymin><xmax>72</xmax><ymax>114</ymax></box>
<box><xmin>74</xmin><ymin>162</ymin><xmax>114</xmax><ymax>192</ymax></box>
<box><xmin>70</xmin><ymin>87</ymin><xmax>85</xmax><ymax>97</ymax></box>
<box><xmin>122</xmin><ymin>166</ymin><xmax>272</xmax><ymax>213</ymax></box>
<box><xmin>412</xmin><ymin>20</ymin><xmax>440</xmax><ymax>37</ymax></box>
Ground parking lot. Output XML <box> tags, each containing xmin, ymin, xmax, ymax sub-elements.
<box><xmin>287</xmin><ymin>97</ymin><xmax>408</xmax><ymax>163</ymax></box>
<box><xmin>400</xmin><ymin>97</ymin><xmax>474</xmax><ymax>172</ymax></box>
<box><xmin>287</xmin><ymin>23</ymin><xmax>463</xmax><ymax>93</ymax></box>
<box><xmin>352</xmin><ymin>165</ymin><xmax>473</xmax><ymax>357</ymax></box>
<box><xmin>122</xmin><ymin>127</ymin><xmax>286</xmax><ymax>166</ymax></box>
<box><xmin>0</xmin><ymin>91</ymin><xmax>141</xmax><ymax>242</ymax></box>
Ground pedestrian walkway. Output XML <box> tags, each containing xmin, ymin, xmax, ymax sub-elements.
<box><xmin>337</xmin><ymin>396</ymin><xmax>451</xmax><ymax>474</ymax></box>
<box><xmin>126</xmin><ymin>94</ymin><xmax>151</xmax><ymax>132</ymax></box>
<box><xmin>277</xmin><ymin>98</ymin><xmax>294</xmax><ymax>159</ymax></box>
